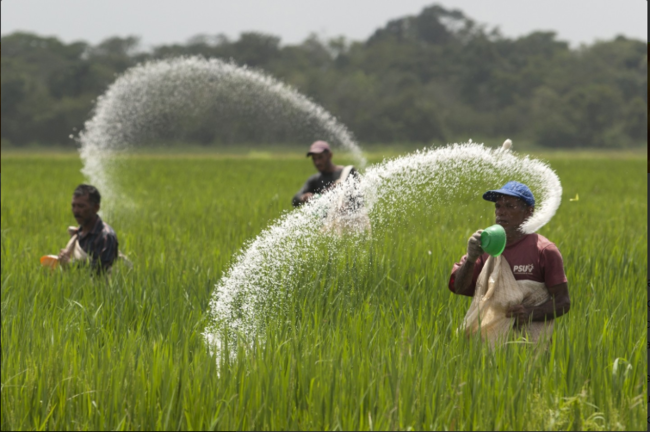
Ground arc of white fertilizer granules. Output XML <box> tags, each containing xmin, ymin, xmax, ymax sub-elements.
<box><xmin>204</xmin><ymin>141</ymin><xmax>563</xmax><ymax>354</ymax></box>
<box><xmin>77</xmin><ymin>56</ymin><xmax>366</xmax><ymax>211</ymax></box>
<box><xmin>358</xmin><ymin>140</ymin><xmax>561</xmax><ymax>234</ymax></box>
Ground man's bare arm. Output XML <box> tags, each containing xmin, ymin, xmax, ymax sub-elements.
<box><xmin>452</xmin><ymin>230</ymin><xmax>483</xmax><ymax>296</ymax></box>
<box><xmin>292</xmin><ymin>179</ymin><xmax>312</xmax><ymax>207</ymax></box>
<box><xmin>453</xmin><ymin>259</ymin><xmax>477</xmax><ymax>296</ymax></box>
<box><xmin>507</xmin><ymin>282</ymin><xmax>570</xmax><ymax>324</ymax></box>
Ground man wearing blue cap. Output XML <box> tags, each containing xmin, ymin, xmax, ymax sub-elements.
<box><xmin>449</xmin><ymin>181</ymin><xmax>570</xmax><ymax>329</ymax></box>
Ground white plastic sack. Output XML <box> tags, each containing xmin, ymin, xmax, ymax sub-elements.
<box><xmin>460</xmin><ymin>254</ymin><xmax>554</xmax><ymax>349</ymax></box>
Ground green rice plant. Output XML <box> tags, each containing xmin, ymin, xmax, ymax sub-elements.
<box><xmin>1</xmin><ymin>153</ymin><xmax>646</xmax><ymax>430</ymax></box>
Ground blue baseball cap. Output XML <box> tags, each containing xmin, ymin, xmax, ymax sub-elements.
<box><xmin>483</xmin><ymin>181</ymin><xmax>535</xmax><ymax>207</ymax></box>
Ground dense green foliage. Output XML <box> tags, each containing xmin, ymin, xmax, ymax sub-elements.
<box><xmin>1</xmin><ymin>152</ymin><xmax>646</xmax><ymax>430</ymax></box>
<box><xmin>1</xmin><ymin>4</ymin><xmax>647</xmax><ymax>149</ymax></box>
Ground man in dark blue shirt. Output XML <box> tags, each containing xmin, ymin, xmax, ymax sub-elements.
<box><xmin>58</xmin><ymin>184</ymin><xmax>119</xmax><ymax>273</ymax></box>
<box><xmin>292</xmin><ymin>141</ymin><xmax>358</xmax><ymax>207</ymax></box>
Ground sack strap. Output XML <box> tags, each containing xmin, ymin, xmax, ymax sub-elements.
<box><xmin>336</xmin><ymin>165</ymin><xmax>354</xmax><ymax>185</ymax></box>
<box><xmin>63</xmin><ymin>233</ymin><xmax>89</xmax><ymax>262</ymax></box>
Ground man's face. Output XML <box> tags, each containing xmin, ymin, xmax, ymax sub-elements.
<box><xmin>72</xmin><ymin>194</ymin><xmax>99</xmax><ymax>226</ymax></box>
<box><xmin>494</xmin><ymin>195</ymin><xmax>533</xmax><ymax>234</ymax></box>
<box><xmin>311</xmin><ymin>151</ymin><xmax>332</xmax><ymax>173</ymax></box>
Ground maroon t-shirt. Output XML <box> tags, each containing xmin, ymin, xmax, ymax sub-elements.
<box><xmin>448</xmin><ymin>233</ymin><xmax>567</xmax><ymax>297</ymax></box>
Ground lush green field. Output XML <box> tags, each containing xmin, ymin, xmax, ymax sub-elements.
<box><xmin>1</xmin><ymin>152</ymin><xmax>646</xmax><ymax>430</ymax></box>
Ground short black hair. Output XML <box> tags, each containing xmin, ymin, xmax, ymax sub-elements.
<box><xmin>73</xmin><ymin>184</ymin><xmax>101</xmax><ymax>206</ymax></box>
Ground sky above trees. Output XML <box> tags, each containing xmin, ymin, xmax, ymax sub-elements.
<box><xmin>1</xmin><ymin>0</ymin><xmax>647</xmax><ymax>49</ymax></box>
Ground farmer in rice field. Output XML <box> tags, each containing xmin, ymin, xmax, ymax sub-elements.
<box><xmin>448</xmin><ymin>181</ymin><xmax>570</xmax><ymax>342</ymax></box>
<box><xmin>292</xmin><ymin>140</ymin><xmax>359</xmax><ymax>207</ymax></box>
<box><xmin>57</xmin><ymin>184</ymin><xmax>119</xmax><ymax>274</ymax></box>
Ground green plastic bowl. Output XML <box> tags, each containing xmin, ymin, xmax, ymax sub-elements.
<box><xmin>480</xmin><ymin>224</ymin><xmax>507</xmax><ymax>256</ymax></box>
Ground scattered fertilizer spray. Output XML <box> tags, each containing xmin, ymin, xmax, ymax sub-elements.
<box><xmin>77</xmin><ymin>57</ymin><xmax>366</xmax><ymax>212</ymax></box>
<box><xmin>204</xmin><ymin>141</ymin><xmax>562</xmax><ymax>355</ymax></box>
<box><xmin>72</xmin><ymin>57</ymin><xmax>562</xmax><ymax>356</ymax></box>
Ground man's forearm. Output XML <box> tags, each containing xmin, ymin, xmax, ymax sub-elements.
<box><xmin>453</xmin><ymin>259</ymin><xmax>476</xmax><ymax>296</ymax></box>
<box><xmin>293</xmin><ymin>179</ymin><xmax>314</xmax><ymax>207</ymax></box>
<box><xmin>530</xmin><ymin>294</ymin><xmax>571</xmax><ymax>322</ymax></box>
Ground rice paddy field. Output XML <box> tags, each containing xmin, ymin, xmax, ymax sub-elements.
<box><xmin>0</xmin><ymin>151</ymin><xmax>646</xmax><ymax>430</ymax></box>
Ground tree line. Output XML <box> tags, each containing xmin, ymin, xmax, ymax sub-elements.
<box><xmin>1</xmin><ymin>4</ymin><xmax>647</xmax><ymax>149</ymax></box>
